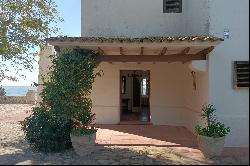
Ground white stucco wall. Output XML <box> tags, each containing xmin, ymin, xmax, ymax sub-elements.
<box><xmin>207</xmin><ymin>0</ymin><xmax>249</xmax><ymax>147</ymax></box>
<box><xmin>37</xmin><ymin>46</ymin><xmax>54</xmax><ymax>104</ymax></box>
<box><xmin>81</xmin><ymin>0</ymin><xmax>209</xmax><ymax>37</ymax></box>
<box><xmin>91</xmin><ymin>62</ymin><xmax>187</xmax><ymax>125</ymax></box>
<box><xmin>185</xmin><ymin>0</ymin><xmax>210</xmax><ymax>35</ymax></box>
<box><xmin>182</xmin><ymin>62</ymin><xmax>209</xmax><ymax>132</ymax></box>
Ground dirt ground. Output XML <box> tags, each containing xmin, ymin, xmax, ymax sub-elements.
<box><xmin>0</xmin><ymin>104</ymin><xmax>248</xmax><ymax>165</ymax></box>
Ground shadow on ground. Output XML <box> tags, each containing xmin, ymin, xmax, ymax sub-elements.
<box><xmin>1</xmin><ymin>139</ymin><xmax>249</xmax><ymax>165</ymax></box>
<box><xmin>96</xmin><ymin>124</ymin><xmax>198</xmax><ymax>148</ymax></box>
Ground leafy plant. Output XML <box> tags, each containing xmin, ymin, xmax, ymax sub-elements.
<box><xmin>195</xmin><ymin>104</ymin><xmax>230</xmax><ymax>138</ymax></box>
<box><xmin>22</xmin><ymin>49</ymin><xmax>102</xmax><ymax>152</ymax></box>
<box><xmin>0</xmin><ymin>86</ymin><xmax>6</xmax><ymax>96</ymax></box>
<box><xmin>42</xmin><ymin>49</ymin><xmax>102</xmax><ymax>136</ymax></box>
<box><xmin>22</xmin><ymin>107</ymin><xmax>72</xmax><ymax>153</ymax></box>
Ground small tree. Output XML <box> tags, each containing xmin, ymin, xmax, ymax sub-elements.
<box><xmin>195</xmin><ymin>104</ymin><xmax>230</xmax><ymax>138</ymax></box>
<box><xmin>0</xmin><ymin>86</ymin><xmax>6</xmax><ymax>96</ymax></box>
<box><xmin>0</xmin><ymin>0</ymin><xmax>63</xmax><ymax>82</ymax></box>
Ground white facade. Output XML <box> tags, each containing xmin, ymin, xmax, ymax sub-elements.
<box><xmin>208</xmin><ymin>0</ymin><xmax>249</xmax><ymax>147</ymax></box>
<box><xmin>81</xmin><ymin>0</ymin><xmax>210</xmax><ymax>37</ymax></box>
<box><xmin>81</xmin><ymin>0</ymin><xmax>249</xmax><ymax>147</ymax></box>
<box><xmin>39</xmin><ymin>0</ymin><xmax>248</xmax><ymax>147</ymax></box>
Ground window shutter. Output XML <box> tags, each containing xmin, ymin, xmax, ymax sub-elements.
<box><xmin>234</xmin><ymin>61</ymin><xmax>249</xmax><ymax>88</ymax></box>
<box><xmin>163</xmin><ymin>0</ymin><xmax>182</xmax><ymax>13</ymax></box>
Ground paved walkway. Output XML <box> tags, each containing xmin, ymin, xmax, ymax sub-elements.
<box><xmin>0</xmin><ymin>104</ymin><xmax>249</xmax><ymax>165</ymax></box>
<box><xmin>96</xmin><ymin>124</ymin><xmax>197</xmax><ymax>147</ymax></box>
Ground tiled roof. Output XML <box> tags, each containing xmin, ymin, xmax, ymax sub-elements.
<box><xmin>46</xmin><ymin>36</ymin><xmax>223</xmax><ymax>43</ymax></box>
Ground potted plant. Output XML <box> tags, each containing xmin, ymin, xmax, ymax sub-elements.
<box><xmin>195</xmin><ymin>104</ymin><xmax>230</xmax><ymax>158</ymax></box>
<box><xmin>71</xmin><ymin>110</ymin><xmax>97</xmax><ymax>145</ymax></box>
<box><xmin>70</xmin><ymin>108</ymin><xmax>97</xmax><ymax>155</ymax></box>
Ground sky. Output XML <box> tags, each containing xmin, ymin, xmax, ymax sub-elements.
<box><xmin>1</xmin><ymin>0</ymin><xmax>81</xmax><ymax>86</ymax></box>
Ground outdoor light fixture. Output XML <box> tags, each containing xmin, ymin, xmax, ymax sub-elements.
<box><xmin>191</xmin><ymin>71</ymin><xmax>197</xmax><ymax>90</ymax></box>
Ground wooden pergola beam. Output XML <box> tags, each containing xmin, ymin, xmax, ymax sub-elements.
<box><xmin>120</xmin><ymin>47</ymin><xmax>125</xmax><ymax>55</ymax></box>
<box><xmin>159</xmin><ymin>47</ymin><xmax>167</xmax><ymax>56</ymax></box>
<box><xmin>97</xmin><ymin>54</ymin><xmax>207</xmax><ymax>63</ymax></box>
<box><xmin>196</xmin><ymin>46</ymin><xmax>215</xmax><ymax>56</ymax></box>
<box><xmin>140</xmin><ymin>47</ymin><xmax>144</xmax><ymax>55</ymax></box>
<box><xmin>180</xmin><ymin>47</ymin><xmax>190</xmax><ymax>54</ymax></box>
<box><xmin>98</xmin><ymin>47</ymin><xmax>105</xmax><ymax>55</ymax></box>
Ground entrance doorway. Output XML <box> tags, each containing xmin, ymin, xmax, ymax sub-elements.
<box><xmin>120</xmin><ymin>70</ymin><xmax>150</xmax><ymax>123</ymax></box>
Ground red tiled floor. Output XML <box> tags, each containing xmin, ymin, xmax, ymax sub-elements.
<box><xmin>95</xmin><ymin>125</ymin><xmax>249</xmax><ymax>159</ymax></box>
<box><xmin>96</xmin><ymin>124</ymin><xmax>198</xmax><ymax>147</ymax></box>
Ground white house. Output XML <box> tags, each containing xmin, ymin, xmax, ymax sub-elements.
<box><xmin>39</xmin><ymin>0</ymin><xmax>249</xmax><ymax>147</ymax></box>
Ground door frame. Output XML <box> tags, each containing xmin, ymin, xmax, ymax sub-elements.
<box><xmin>119</xmin><ymin>70</ymin><xmax>151</xmax><ymax>122</ymax></box>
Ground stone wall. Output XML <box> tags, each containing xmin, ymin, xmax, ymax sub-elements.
<box><xmin>0</xmin><ymin>90</ymin><xmax>36</xmax><ymax>104</ymax></box>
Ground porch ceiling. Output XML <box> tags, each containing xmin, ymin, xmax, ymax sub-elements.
<box><xmin>46</xmin><ymin>36</ymin><xmax>223</xmax><ymax>63</ymax></box>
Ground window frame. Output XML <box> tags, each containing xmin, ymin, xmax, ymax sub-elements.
<box><xmin>163</xmin><ymin>0</ymin><xmax>182</xmax><ymax>13</ymax></box>
<box><xmin>233</xmin><ymin>61</ymin><xmax>249</xmax><ymax>89</ymax></box>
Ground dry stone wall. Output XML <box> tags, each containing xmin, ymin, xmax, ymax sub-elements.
<box><xmin>0</xmin><ymin>90</ymin><xmax>36</xmax><ymax>104</ymax></box>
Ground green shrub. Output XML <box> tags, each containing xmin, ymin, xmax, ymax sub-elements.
<box><xmin>22</xmin><ymin>49</ymin><xmax>102</xmax><ymax>152</ymax></box>
<box><xmin>42</xmin><ymin>49</ymin><xmax>102</xmax><ymax>136</ymax></box>
<box><xmin>71</xmin><ymin>127</ymin><xmax>97</xmax><ymax>136</ymax></box>
<box><xmin>195</xmin><ymin>104</ymin><xmax>230</xmax><ymax>138</ymax></box>
<box><xmin>0</xmin><ymin>86</ymin><xmax>6</xmax><ymax>96</ymax></box>
<box><xmin>22</xmin><ymin>107</ymin><xmax>72</xmax><ymax>153</ymax></box>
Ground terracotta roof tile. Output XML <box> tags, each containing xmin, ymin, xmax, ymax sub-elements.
<box><xmin>46</xmin><ymin>36</ymin><xmax>223</xmax><ymax>43</ymax></box>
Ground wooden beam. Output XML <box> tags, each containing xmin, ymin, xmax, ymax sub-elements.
<box><xmin>98</xmin><ymin>47</ymin><xmax>105</xmax><ymax>55</ymax></box>
<box><xmin>97</xmin><ymin>54</ymin><xmax>207</xmax><ymax>63</ymax></box>
<box><xmin>159</xmin><ymin>47</ymin><xmax>167</xmax><ymax>56</ymax></box>
<box><xmin>120</xmin><ymin>47</ymin><xmax>125</xmax><ymax>55</ymax></box>
<box><xmin>140</xmin><ymin>47</ymin><xmax>144</xmax><ymax>55</ymax></box>
<box><xmin>196</xmin><ymin>46</ymin><xmax>215</xmax><ymax>56</ymax></box>
<box><xmin>182</xmin><ymin>53</ymin><xmax>208</xmax><ymax>64</ymax></box>
<box><xmin>180</xmin><ymin>47</ymin><xmax>190</xmax><ymax>54</ymax></box>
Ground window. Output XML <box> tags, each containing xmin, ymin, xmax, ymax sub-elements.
<box><xmin>121</xmin><ymin>76</ymin><xmax>126</xmax><ymax>94</ymax></box>
<box><xmin>233</xmin><ymin>61</ymin><xmax>249</xmax><ymax>88</ymax></box>
<box><xmin>163</xmin><ymin>0</ymin><xmax>182</xmax><ymax>13</ymax></box>
<box><xmin>141</xmin><ymin>78</ymin><xmax>147</xmax><ymax>96</ymax></box>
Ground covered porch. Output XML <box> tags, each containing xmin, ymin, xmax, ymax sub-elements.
<box><xmin>45</xmin><ymin>36</ymin><xmax>223</xmax><ymax>132</ymax></box>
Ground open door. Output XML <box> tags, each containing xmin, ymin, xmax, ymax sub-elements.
<box><xmin>133</xmin><ymin>77</ymin><xmax>141</xmax><ymax>107</ymax></box>
<box><xmin>120</xmin><ymin>70</ymin><xmax>150</xmax><ymax>123</ymax></box>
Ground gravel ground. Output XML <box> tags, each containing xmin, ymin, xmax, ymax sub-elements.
<box><xmin>0</xmin><ymin>104</ymin><xmax>249</xmax><ymax>165</ymax></box>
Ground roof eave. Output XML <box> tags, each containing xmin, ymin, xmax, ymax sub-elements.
<box><xmin>47</xmin><ymin>40</ymin><xmax>222</xmax><ymax>48</ymax></box>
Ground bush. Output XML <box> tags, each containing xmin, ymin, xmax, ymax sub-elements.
<box><xmin>42</xmin><ymin>49</ymin><xmax>102</xmax><ymax>136</ymax></box>
<box><xmin>195</xmin><ymin>104</ymin><xmax>230</xmax><ymax>138</ymax></box>
<box><xmin>22</xmin><ymin>107</ymin><xmax>72</xmax><ymax>153</ymax></box>
<box><xmin>0</xmin><ymin>86</ymin><xmax>6</xmax><ymax>96</ymax></box>
<box><xmin>22</xmin><ymin>49</ymin><xmax>101</xmax><ymax>152</ymax></box>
